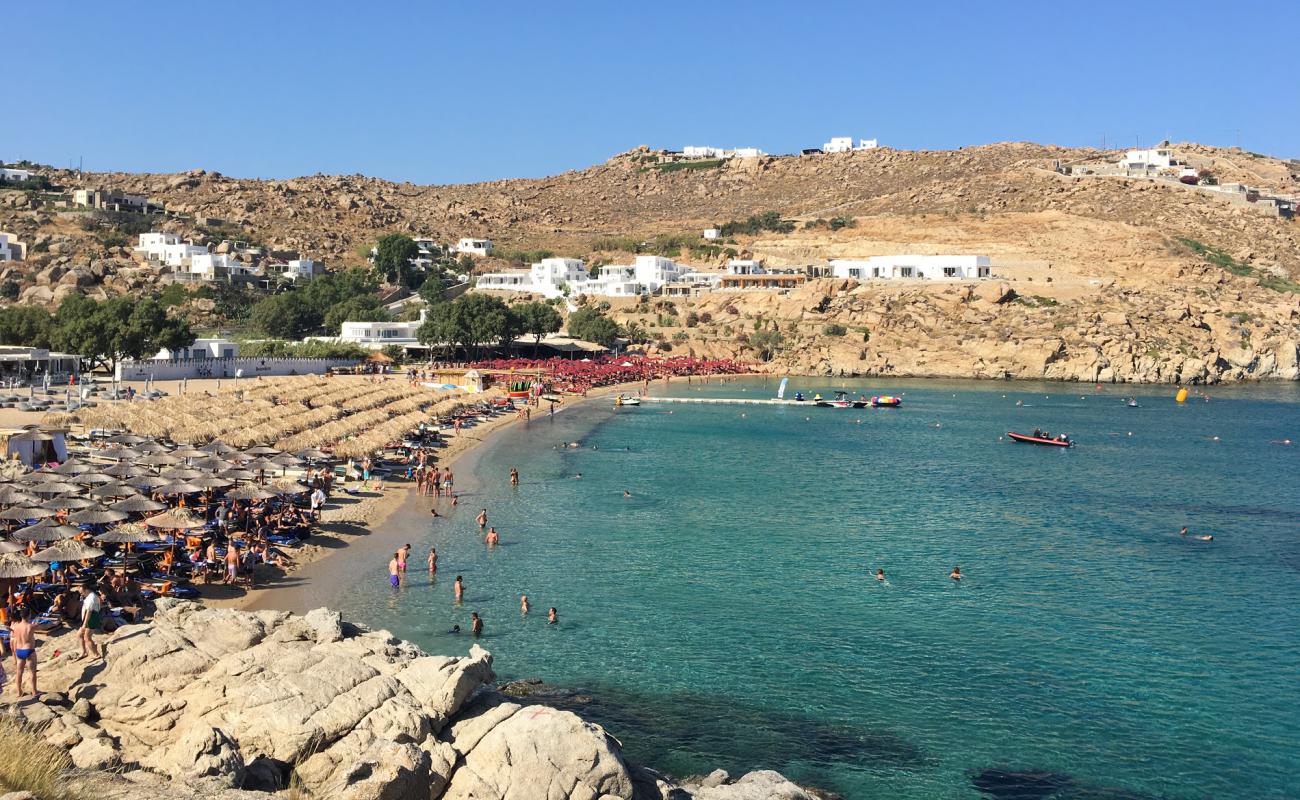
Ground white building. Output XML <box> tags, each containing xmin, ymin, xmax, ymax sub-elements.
<box><xmin>703</xmin><ymin>228</ymin><xmax>720</xmax><ymax>240</ymax></box>
<box><xmin>1119</xmin><ymin>148</ymin><xmax>1175</xmax><ymax>170</ymax></box>
<box><xmin>136</xmin><ymin>232</ymin><xmax>208</xmax><ymax>267</ymax></box>
<box><xmin>182</xmin><ymin>253</ymin><xmax>255</xmax><ymax>282</ymax></box>
<box><xmin>681</xmin><ymin>146</ymin><xmax>766</xmax><ymax>160</ymax></box>
<box><xmin>725</xmin><ymin>259</ymin><xmax>766</xmax><ymax>275</ymax></box>
<box><xmin>823</xmin><ymin>137</ymin><xmax>879</xmax><ymax>153</ymax></box>
<box><xmin>0</xmin><ymin>232</ymin><xmax>26</xmax><ymax>262</ymax></box>
<box><xmin>454</xmin><ymin>237</ymin><xmax>493</xmax><ymax>257</ymax></box>
<box><xmin>0</xmin><ymin>168</ymin><xmax>32</xmax><ymax>183</ymax></box>
<box><xmin>477</xmin><ymin>255</ymin><xmax>689</xmax><ymax>298</ymax></box>
<box><xmin>155</xmin><ymin>338</ymin><xmax>239</xmax><ymax>360</ymax></box>
<box><xmin>337</xmin><ymin>310</ymin><xmax>426</xmax><ymax>349</ymax></box>
<box><xmin>830</xmin><ymin>255</ymin><xmax>991</xmax><ymax>281</ymax></box>
<box><xmin>477</xmin><ymin>257</ymin><xmax>588</xmax><ymax>299</ymax></box>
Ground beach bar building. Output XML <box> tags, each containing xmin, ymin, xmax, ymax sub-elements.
<box><xmin>830</xmin><ymin>255</ymin><xmax>991</xmax><ymax>281</ymax></box>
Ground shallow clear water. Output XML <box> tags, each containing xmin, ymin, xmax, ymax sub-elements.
<box><xmin>324</xmin><ymin>377</ymin><xmax>1300</xmax><ymax>799</ymax></box>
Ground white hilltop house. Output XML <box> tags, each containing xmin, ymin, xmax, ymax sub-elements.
<box><xmin>823</xmin><ymin>137</ymin><xmax>879</xmax><ymax>153</ymax></box>
<box><xmin>681</xmin><ymin>146</ymin><xmax>766</xmax><ymax>159</ymax></box>
<box><xmin>0</xmin><ymin>232</ymin><xmax>26</xmax><ymax>262</ymax></box>
<box><xmin>135</xmin><ymin>232</ymin><xmax>207</xmax><ymax>268</ymax></box>
<box><xmin>454</xmin><ymin>237</ymin><xmax>493</xmax><ymax>257</ymax></box>
<box><xmin>0</xmin><ymin>168</ymin><xmax>32</xmax><ymax>183</ymax></box>
<box><xmin>829</xmin><ymin>255</ymin><xmax>991</xmax><ymax>281</ymax></box>
<box><xmin>154</xmin><ymin>338</ymin><xmax>240</xmax><ymax>360</ymax></box>
<box><xmin>476</xmin><ymin>256</ymin><xmax>689</xmax><ymax>298</ymax></box>
<box><xmin>266</xmin><ymin>258</ymin><xmax>324</xmax><ymax>283</ymax></box>
<box><xmin>179</xmin><ymin>252</ymin><xmax>256</xmax><ymax>283</ymax></box>
<box><xmin>1119</xmin><ymin>148</ymin><xmax>1176</xmax><ymax>170</ymax></box>
<box><xmin>335</xmin><ymin>309</ymin><xmax>427</xmax><ymax>350</ymax></box>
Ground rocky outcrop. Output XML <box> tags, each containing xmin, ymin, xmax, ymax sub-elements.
<box><xmin>9</xmin><ymin>601</ymin><xmax>816</xmax><ymax>800</ymax></box>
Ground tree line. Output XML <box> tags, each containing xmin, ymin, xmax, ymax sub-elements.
<box><xmin>0</xmin><ymin>295</ymin><xmax>195</xmax><ymax>372</ymax></box>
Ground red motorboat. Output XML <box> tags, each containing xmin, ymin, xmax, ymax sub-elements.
<box><xmin>1007</xmin><ymin>431</ymin><xmax>1073</xmax><ymax>447</ymax></box>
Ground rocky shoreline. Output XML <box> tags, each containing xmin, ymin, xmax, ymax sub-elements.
<box><xmin>2</xmin><ymin>601</ymin><xmax>821</xmax><ymax>800</ymax></box>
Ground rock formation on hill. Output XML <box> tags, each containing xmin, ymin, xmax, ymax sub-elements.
<box><xmin>4</xmin><ymin>601</ymin><xmax>817</xmax><ymax>800</ymax></box>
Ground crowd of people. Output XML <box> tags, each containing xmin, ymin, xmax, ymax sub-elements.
<box><xmin>468</xmin><ymin>356</ymin><xmax>748</xmax><ymax>395</ymax></box>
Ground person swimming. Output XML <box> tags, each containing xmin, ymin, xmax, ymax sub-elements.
<box><xmin>547</xmin><ymin>607</ymin><xmax>558</xmax><ymax>625</ymax></box>
<box><xmin>448</xmin><ymin>624</ymin><xmax>461</xmax><ymax>634</ymax></box>
<box><xmin>1181</xmin><ymin>526</ymin><xmax>1213</xmax><ymax>541</ymax></box>
<box><xmin>520</xmin><ymin>594</ymin><xmax>530</xmax><ymax>614</ymax></box>
<box><xmin>949</xmin><ymin>566</ymin><xmax>963</xmax><ymax>581</ymax></box>
<box><xmin>623</xmin><ymin>490</ymin><xmax>632</xmax><ymax>498</ymax></box>
<box><xmin>875</xmin><ymin>568</ymin><xmax>886</xmax><ymax>582</ymax></box>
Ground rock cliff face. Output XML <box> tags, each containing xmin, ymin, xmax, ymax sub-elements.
<box><xmin>6</xmin><ymin>601</ymin><xmax>817</xmax><ymax>800</ymax></box>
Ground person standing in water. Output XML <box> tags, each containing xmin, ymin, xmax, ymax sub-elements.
<box><xmin>388</xmin><ymin>554</ymin><xmax>401</xmax><ymax>588</ymax></box>
<box><xmin>547</xmin><ymin>607</ymin><xmax>558</xmax><ymax>625</ymax></box>
<box><xmin>509</xmin><ymin>467</ymin><xmax>519</xmax><ymax>488</ymax></box>
<box><xmin>520</xmin><ymin>594</ymin><xmax>530</xmax><ymax>614</ymax></box>
<box><xmin>398</xmin><ymin>544</ymin><xmax>411</xmax><ymax>573</ymax></box>
<box><xmin>470</xmin><ymin>612</ymin><xmax>483</xmax><ymax>637</ymax></box>
<box><xmin>485</xmin><ymin>527</ymin><xmax>499</xmax><ymax>546</ymax></box>
<box><xmin>454</xmin><ymin>575</ymin><xmax>465</xmax><ymax>602</ymax></box>
<box><xmin>427</xmin><ymin>547</ymin><xmax>437</xmax><ymax>574</ymax></box>
<box><xmin>949</xmin><ymin>566</ymin><xmax>963</xmax><ymax>582</ymax></box>
<box><xmin>476</xmin><ymin>509</ymin><xmax>488</xmax><ymax>529</ymax></box>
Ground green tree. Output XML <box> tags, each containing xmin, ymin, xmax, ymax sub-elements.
<box><xmin>372</xmin><ymin>234</ymin><xmax>421</xmax><ymax>288</ymax></box>
<box><xmin>417</xmin><ymin>294</ymin><xmax>516</xmax><ymax>357</ymax></box>
<box><xmin>0</xmin><ymin>281</ymin><xmax>20</xmax><ymax>301</ymax></box>
<box><xmin>0</xmin><ymin>305</ymin><xmax>54</xmax><ymax>348</ymax></box>
<box><xmin>323</xmin><ymin>296</ymin><xmax>390</xmax><ymax>333</ymax></box>
<box><xmin>566</xmin><ymin>307</ymin><xmax>620</xmax><ymax>347</ymax></box>
<box><xmin>514</xmin><ymin>301</ymin><xmax>562</xmax><ymax>354</ymax></box>
<box><xmin>248</xmin><ymin>293</ymin><xmax>317</xmax><ymax>339</ymax></box>
<box><xmin>748</xmin><ymin>329</ymin><xmax>785</xmax><ymax>362</ymax></box>
<box><xmin>50</xmin><ymin>295</ymin><xmax>194</xmax><ymax>371</ymax></box>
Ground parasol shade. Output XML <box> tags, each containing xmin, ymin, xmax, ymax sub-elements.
<box><xmin>0</xmin><ymin>552</ymin><xmax>46</xmax><ymax>578</ymax></box>
<box><xmin>32</xmin><ymin>540</ymin><xmax>105</xmax><ymax>562</ymax></box>
<box><xmin>143</xmin><ymin>507</ymin><xmax>206</xmax><ymax>529</ymax></box>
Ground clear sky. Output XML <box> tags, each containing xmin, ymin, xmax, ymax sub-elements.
<box><xmin>10</xmin><ymin>0</ymin><xmax>1298</xmax><ymax>184</ymax></box>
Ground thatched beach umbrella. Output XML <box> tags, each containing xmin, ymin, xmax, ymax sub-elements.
<box><xmin>126</xmin><ymin>476</ymin><xmax>169</xmax><ymax>491</ymax></box>
<box><xmin>39</xmin><ymin>497</ymin><xmax>98</xmax><ymax>511</ymax></box>
<box><xmin>95</xmin><ymin>523</ymin><xmax>160</xmax><ymax>544</ymax></box>
<box><xmin>32</xmin><ymin>540</ymin><xmax>105</xmax><ymax>563</ymax></box>
<box><xmin>191</xmin><ymin>457</ymin><xmax>230</xmax><ymax>472</ymax></box>
<box><xmin>106</xmin><ymin>434</ymin><xmax>149</xmax><ymax>445</ymax></box>
<box><xmin>225</xmin><ymin>486</ymin><xmax>278</xmax><ymax>502</ymax></box>
<box><xmin>190</xmin><ymin>476</ymin><xmax>233</xmax><ymax>490</ymax></box>
<box><xmin>200</xmin><ymin>440</ymin><xmax>239</xmax><ymax>455</ymax></box>
<box><xmin>220</xmin><ymin>468</ymin><xmax>258</xmax><ymax>482</ymax></box>
<box><xmin>172</xmin><ymin>447</ymin><xmax>209</xmax><ymax>460</ymax></box>
<box><xmin>138</xmin><ymin>453</ymin><xmax>182</xmax><ymax>467</ymax></box>
<box><xmin>0</xmin><ymin>552</ymin><xmax>45</xmax><ymax>579</ymax></box>
<box><xmin>17</xmin><ymin>472</ymin><xmax>63</xmax><ymax>485</ymax></box>
<box><xmin>104</xmin><ymin>463</ymin><xmax>150</xmax><ymax>479</ymax></box>
<box><xmin>296</xmin><ymin>448</ymin><xmax>332</xmax><ymax>461</ymax></box>
<box><xmin>28</xmin><ymin>482</ymin><xmax>82</xmax><ymax>496</ymax></box>
<box><xmin>143</xmin><ymin>508</ymin><xmax>205</xmax><ymax>530</ymax></box>
<box><xmin>52</xmin><ymin>461</ymin><xmax>93</xmax><ymax>476</ymax></box>
<box><xmin>0</xmin><ymin>486</ymin><xmax>38</xmax><ymax>506</ymax></box>
<box><xmin>97</xmin><ymin>446</ymin><xmax>141</xmax><ymax>461</ymax></box>
<box><xmin>158</xmin><ymin>481</ymin><xmax>204</xmax><ymax>496</ymax></box>
<box><xmin>271</xmin><ymin>453</ymin><xmax>302</xmax><ymax>468</ymax></box>
<box><xmin>0</xmin><ymin>506</ymin><xmax>56</xmax><ymax>521</ymax></box>
<box><xmin>270</xmin><ymin>479</ymin><xmax>306</xmax><ymax>496</ymax></box>
<box><xmin>244</xmin><ymin>444</ymin><xmax>280</xmax><ymax>456</ymax></box>
<box><xmin>72</xmin><ymin>472</ymin><xmax>117</xmax><ymax>486</ymax></box>
<box><xmin>69</xmin><ymin>507</ymin><xmax>129</xmax><ymax>526</ymax></box>
<box><xmin>244</xmin><ymin>457</ymin><xmax>279</xmax><ymax>472</ymax></box>
<box><xmin>12</xmin><ymin>520</ymin><xmax>82</xmax><ymax>542</ymax></box>
<box><xmin>111</xmin><ymin>495</ymin><xmax>167</xmax><ymax>514</ymax></box>
<box><xmin>89</xmin><ymin>482</ymin><xmax>138</xmax><ymax>499</ymax></box>
<box><xmin>0</xmin><ymin>540</ymin><xmax>26</xmax><ymax>554</ymax></box>
<box><xmin>159</xmin><ymin>467</ymin><xmax>203</xmax><ymax>480</ymax></box>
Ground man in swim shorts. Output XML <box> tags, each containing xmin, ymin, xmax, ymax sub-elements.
<box><xmin>10</xmin><ymin>608</ymin><xmax>36</xmax><ymax>696</ymax></box>
<box><xmin>388</xmin><ymin>555</ymin><xmax>400</xmax><ymax>587</ymax></box>
<box><xmin>470</xmin><ymin>612</ymin><xmax>483</xmax><ymax>637</ymax></box>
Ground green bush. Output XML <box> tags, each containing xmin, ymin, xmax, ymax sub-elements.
<box><xmin>823</xmin><ymin>323</ymin><xmax>847</xmax><ymax>336</ymax></box>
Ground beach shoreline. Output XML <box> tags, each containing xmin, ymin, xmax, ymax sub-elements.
<box><xmin>232</xmin><ymin>378</ymin><xmax>660</xmax><ymax>613</ymax></box>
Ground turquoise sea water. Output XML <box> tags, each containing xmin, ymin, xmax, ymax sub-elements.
<box><xmin>323</xmin><ymin>377</ymin><xmax>1300</xmax><ymax>799</ymax></box>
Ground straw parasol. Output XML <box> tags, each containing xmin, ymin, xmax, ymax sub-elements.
<box><xmin>172</xmin><ymin>447</ymin><xmax>209</xmax><ymax>459</ymax></box>
<box><xmin>111</xmin><ymin>495</ymin><xmax>168</xmax><ymax>514</ymax></box>
<box><xmin>220</xmin><ymin>468</ymin><xmax>258</xmax><ymax>482</ymax></box>
<box><xmin>0</xmin><ymin>540</ymin><xmax>26</xmax><ymax>554</ymax></box>
<box><xmin>133</xmin><ymin>441</ymin><xmax>167</xmax><ymax>453</ymax></box>
<box><xmin>69</xmin><ymin>507</ymin><xmax>129</xmax><ymax>525</ymax></box>
<box><xmin>104</xmin><ymin>463</ymin><xmax>151</xmax><ymax>479</ymax></box>
<box><xmin>190</xmin><ymin>476</ymin><xmax>233</xmax><ymax>490</ymax></box>
<box><xmin>296</xmin><ymin>448</ymin><xmax>332</xmax><ymax>461</ymax></box>
<box><xmin>143</xmin><ymin>507</ymin><xmax>206</xmax><ymax>530</ymax></box>
<box><xmin>159</xmin><ymin>467</ymin><xmax>203</xmax><ymax>480</ymax></box>
<box><xmin>138</xmin><ymin>453</ymin><xmax>182</xmax><ymax>466</ymax></box>
<box><xmin>52</xmin><ymin>461</ymin><xmax>93</xmax><ymax>476</ymax></box>
<box><xmin>17</xmin><ymin>472</ymin><xmax>64</xmax><ymax>484</ymax></box>
<box><xmin>200</xmin><ymin>440</ymin><xmax>239</xmax><ymax>455</ymax></box>
<box><xmin>106</xmin><ymin>433</ymin><xmax>149</xmax><ymax>445</ymax></box>
<box><xmin>225</xmin><ymin>486</ymin><xmax>278</xmax><ymax>501</ymax></box>
<box><xmin>0</xmin><ymin>486</ymin><xmax>38</xmax><ymax>505</ymax></box>
<box><xmin>97</xmin><ymin>446</ymin><xmax>141</xmax><ymax>460</ymax></box>
<box><xmin>89</xmin><ymin>482</ymin><xmax>138</xmax><ymax>499</ymax></box>
<box><xmin>244</xmin><ymin>444</ymin><xmax>281</xmax><ymax>455</ymax></box>
<box><xmin>244</xmin><ymin>457</ymin><xmax>279</xmax><ymax>472</ymax></box>
<box><xmin>270</xmin><ymin>479</ymin><xmax>307</xmax><ymax>495</ymax></box>
<box><xmin>191</xmin><ymin>457</ymin><xmax>230</xmax><ymax>472</ymax></box>
<box><xmin>0</xmin><ymin>506</ymin><xmax>56</xmax><ymax>521</ymax></box>
<box><xmin>95</xmin><ymin>523</ymin><xmax>160</xmax><ymax>544</ymax></box>
<box><xmin>271</xmin><ymin>453</ymin><xmax>303</xmax><ymax>467</ymax></box>
<box><xmin>0</xmin><ymin>552</ymin><xmax>45</xmax><ymax>578</ymax></box>
<box><xmin>72</xmin><ymin>472</ymin><xmax>117</xmax><ymax>485</ymax></box>
<box><xmin>32</xmin><ymin>540</ymin><xmax>105</xmax><ymax>562</ymax></box>
<box><xmin>39</xmin><ymin>496</ymin><xmax>99</xmax><ymax>510</ymax></box>
<box><xmin>157</xmin><ymin>481</ymin><xmax>204</xmax><ymax>496</ymax></box>
<box><xmin>12</xmin><ymin>520</ymin><xmax>82</xmax><ymax>542</ymax></box>
<box><xmin>126</xmin><ymin>476</ymin><xmax>170</xmax><ymax>491</ymax></box>
<box><xmin>28</xmin><ymin>481</ymin><xmax>82</xmax><ymax>496</ymax></box>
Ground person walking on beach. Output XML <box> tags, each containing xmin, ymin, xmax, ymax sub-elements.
<box><xmin>388</xmin><ymin>554</ymin><xmax>401</xmax><ymax>588</ymax></box>
<box><xmin>443</xmin><ymin>470</ymin><xmax>454</xmax><ymax>497</ymax></box>
<box><xmin>10</xmin><ymin>608</ymin><xmax>37</xmax><ymax>696</ymax></box>
<box><xmin>78</xmin><ymin>583</ymin><xmax>103</xmax><ymax>661</ymax></box>
<box><xmin>309</xmin><ymin>485</ymin><xmax>326</xmax><ymax>520</ymax></box>
<box><xmin>485</xmin><ymin>527</ymin><xmax>499</xmax><ymax>546</ymax></box>
<box><xmin>454</xmin><ymin>575</ymin><xmax>465</xmax><ymax>602</ymax></box>
<box><xmin>476</xmin><ymin>509</ymin><xmax>488</xmax><ymax>529</ymax></box>
<box><xmin>470</xmin><ymin>612</ymin><xmax>483</xmax><ymax>637</ymax></box>
<box><xmin>224</xmin><ymin>544</ymin><xmax>239</xmax><ymax>584</ymax></box>
<box><xmin>509</xmin><ymin>467</ymin><xmax>519</xmax><ymax>488</ymax></box>
<box><xmin>520</xmin><ymin>594</ymin><xmax>530</xmax><ymax>614</ymax></box>
<box><xmin>427</xmin><ymin>547</ymin><xmax>437</xmax><ymax>574</ymax></box>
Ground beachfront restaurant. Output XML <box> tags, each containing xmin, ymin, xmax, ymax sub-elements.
<box><xmin>0</xmin><ymin>347</ymin><xmax>81</xmax><ymax>385</ymax></box>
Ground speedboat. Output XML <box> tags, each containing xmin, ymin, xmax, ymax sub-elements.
<box><xmin>1007</xmin><ymin>431</ymin><xmax>1074</xmax><ymax>447</ymax></box>
<box><xmin>871</xmin><ymin>395</ymin><xmax>902</xmax><ymax>408</ymax></box>
<box><xmin>814</xmin><ymin>391</ymin><xmax>855</xmax><ymax>408</ymax></box>
<box><xmin>614</xmin><ymin>395</ymin><xmax>641</xmax><ymax>407</ymax></box>
<box><xmin>1126</xmin><ymin>399</ymin><xmax>1139</xmax><ymax>408</ymax></box>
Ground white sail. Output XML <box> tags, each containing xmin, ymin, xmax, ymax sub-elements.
<box><xmin>777</xmin><ymin>377</ymin><xmax>789</xmax><ymax>399</ymax></box>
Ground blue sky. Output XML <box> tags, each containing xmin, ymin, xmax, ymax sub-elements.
<box><xmin>10</xmin><ymin>1</ymin><xmax>1298</xmax><ymax>184</ymax></box>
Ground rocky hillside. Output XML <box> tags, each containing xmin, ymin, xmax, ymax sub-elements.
<box><xmin>1</xmin><ymin>141</ymin><xmax>1298</xmax><ymax>382</ymax></box>
<box><xmin>7</xmin><ymin>601</ymin><xmax>817</xmax><ymax>800</ymax></box>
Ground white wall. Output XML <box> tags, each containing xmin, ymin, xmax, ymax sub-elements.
<box><xmin>831</xmin><ymin>255</ymin><xmax>991</xmax><ymax>280</ymax></box>
<box><xmin>117</xmin><ymin>357</ymin><xmax>357</xmax><ymax>381</ymax></box>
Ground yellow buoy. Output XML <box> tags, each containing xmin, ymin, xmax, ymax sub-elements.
<box><xmin>1176</xmin><ymin>388</ymin><xmax>1189</xmax><ymax>404</ymax></box>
